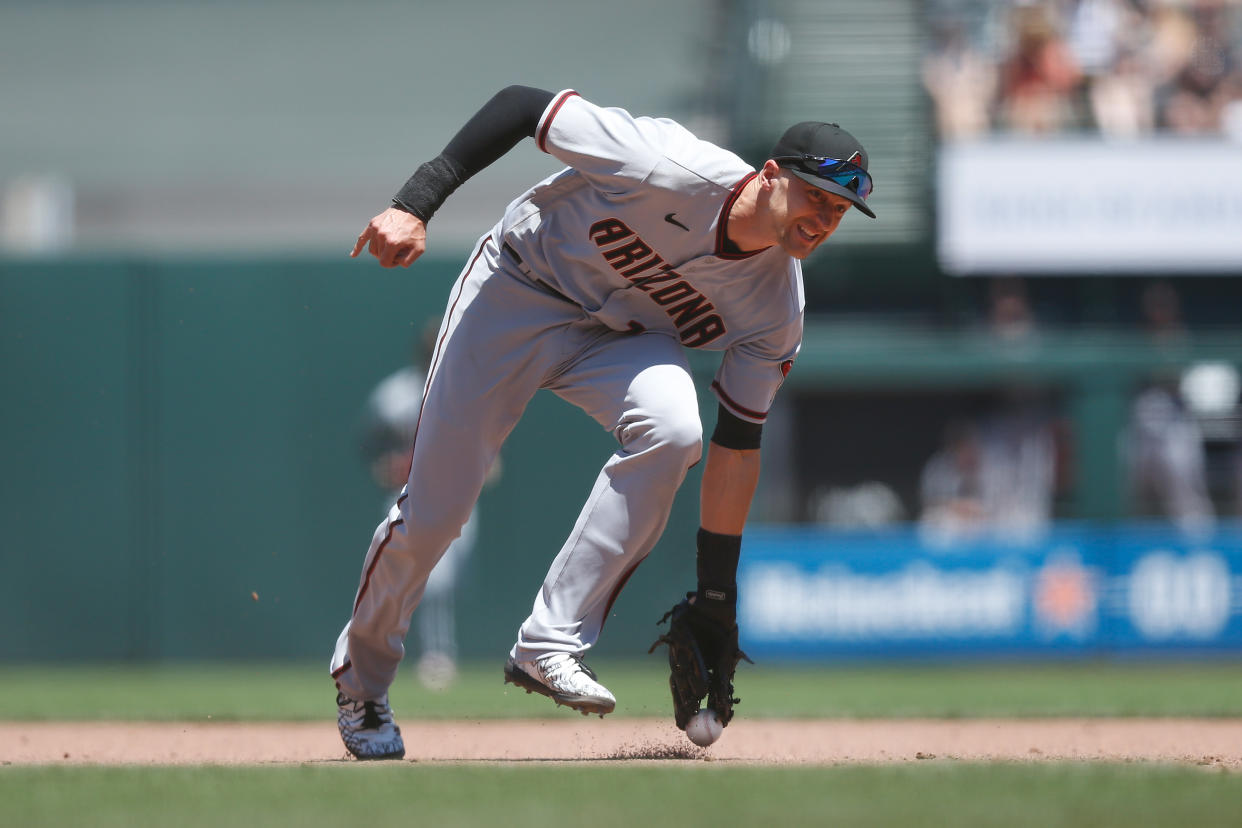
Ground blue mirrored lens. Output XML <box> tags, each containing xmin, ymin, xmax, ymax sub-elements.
<box><xmin>814</xmin><ymin>159</ymin><xmax>873</xmax><ymax>199</ymax></box>
<box><xmin>775</xmin><ymin>155</ymin><xmax>875</xmax><ymax>201</ymax></box>
<box><xmin>820</xmin><ymin>169</ymin><xmax>873</xmax><ymax>199</ymax></box>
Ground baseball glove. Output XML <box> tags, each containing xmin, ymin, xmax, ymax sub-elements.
<box><xmin>648</xmin><ymin>594</ymin><xmax>752</xmax><ymax>730</ymax></box>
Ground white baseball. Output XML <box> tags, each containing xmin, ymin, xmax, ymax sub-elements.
<box><xmin>685</xmin><ymin>709</ymin><xmax>723</xmax><ymax>747</ymax></box>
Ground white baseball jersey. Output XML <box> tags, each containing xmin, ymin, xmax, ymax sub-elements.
<box><xmin>498</xmin><ymin>90</ymin><xmax>804</xmax><ymax>423</ymax></box>
<box><xmin>332</xmin><ymin>90</ymin><xmax>806</xmax><ymax>702</ymax></box>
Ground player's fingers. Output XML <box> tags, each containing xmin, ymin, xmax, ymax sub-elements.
<box><xmin>350</xmin><ymin>226</ymin><xmax>375</xmax><ymax>258</ymax></box>
<box><xmin>399</xmin><ymin>244</ymin><xmax>422</xmax><ymax>267</ymax></box>
<box><xmin>379</xmin><ymin>240</ymin><xmax>403</xmax><ymax>268</ymax></box>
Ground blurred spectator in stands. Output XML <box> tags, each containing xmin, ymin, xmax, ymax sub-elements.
<box><xmin>1149</xmin><ymin>1</ymin><xmax>1200</xmax><ymax>86</ymax></box>
<box><xmin>987</xmin><ymin>276</ymin><xmax>1039</xmax><ymax>343</ymax></box>
<box><xmin>1138</xmin><ymin>279</ymin><xmax>1187</xmax><ymax>345</ymax></box>
<box><xmin>925</xmin><ymin>0</ymin><xmax>1242</xmax><ymax>138</ymax></box>
<box><xmin>923</xmin><ymin>16</ymin><xmax>998</xmax><ymax>138</ymax></box>
<box><xmin>919</xmin><ymin>399</ymin><xmax>1059</xmax><ymax>546</ymax></box>
<box><xmin>1123</xmin><ymin>281</ymin><xmax>1216</xmax><ymax>535</ymax></box>
<box><xmin>1088</xmin><ymin>42</ymin><xmax>1158</xmax><ymax>136</ymax></box>
<box><xmin>1066</xmin><ymin>0</ymin><xmax>1127</xmax><ymax>84</ymax></box>
<box><xmin>1158</xmin><ymin>0</ymin><xmax>1242</xmax><ymax>134</ymax></box>
<box><xmin>359</xmin><ymin>319</ymin><xmax>501</xmax><ymax>690</ymax></box>
<box><xmin>811</xmin><ymin>481</ymin><xmax>906</xmax><ymax>529</ymax></box>
<box><xmin>1125</xmin><ymin>379</ymin><xmax>1216</xmax><ymax>535</ymax></box>
<box><xmin>919</xmin><ymin>419</ymin><xmax>989</xmax><ymax>540</ymax></box>
<box><xmin>1066</xmin><ymin>0</ymin><xmax>1157</xmax><ymax>136</ymax></box>
<box><xmin>997</xmin><ymin>5</ymin><xmax>1084</xmax><ymax>133</ymax></box>
<box><xmin>921</xmin><ymin>278</ymin><xmax>1061</xmax><ymax>545</ymax></box>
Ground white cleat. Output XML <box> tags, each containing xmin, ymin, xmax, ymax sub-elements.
<box><xmin>503</xmin><ymin>652</ymin><xmax>616</xmax><ymax>717</ymax></box>
<box><xmin>336</xmin><ymin>692</ymin><xmax>405</xmax><ymax>760</ymax></box>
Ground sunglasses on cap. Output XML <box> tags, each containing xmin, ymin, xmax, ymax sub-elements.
<box><xmin>774</xmin><ymin>155</ymin><xmax>874</xmax><ymax>200</ymax></box>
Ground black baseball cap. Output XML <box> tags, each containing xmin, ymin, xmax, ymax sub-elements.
<box><xmin>770</xmin><ymin>122</ymin><xmax>876</xmax><ymax>218</ymax></box>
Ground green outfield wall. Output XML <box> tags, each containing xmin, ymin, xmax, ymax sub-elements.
<box><xmin>0</xmin><ymin>256</ymin><xmax>704</xmax><ymax>663</ymax></box>
<box><xmin>3</xmin><ymin>256</ymin><xmax>1240</xmax><ymax>662</ymax></box>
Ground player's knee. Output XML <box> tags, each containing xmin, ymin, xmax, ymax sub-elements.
<box><xmin>669</xmin><ymin>411</ymin><xmax>705</xmax><ymax>456</ymax></box>
<box><xmin>616</xmin><ymin>396</ymin><xmax>702</xmax><ymax>466</ymax></box>
<box><xmin>649</xmin><ymin>408</ymin><xmax>703</xmax><ymax>465</ymax></box>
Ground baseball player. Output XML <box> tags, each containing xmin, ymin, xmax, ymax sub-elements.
<box><xmin>332</xmin><ymin>85</ymin><xmax>875</xmax><ymax>759</ymax></box>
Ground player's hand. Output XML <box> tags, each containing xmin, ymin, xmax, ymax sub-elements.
<box><xmin>351</xmin><ymin>207</ymin><xmax>427</xmax><ymax>268</ymax></box>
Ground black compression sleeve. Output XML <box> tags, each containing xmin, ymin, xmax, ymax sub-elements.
<box><xmin>710</xmin><ymin>404</ymin><xmax>763</xmax><ymax>450</ymax></box>
<box><xmin>392</xmin><ymin>85</ymin><xmax>556</xmax><ymax>222</ymax></box>
<box><xmin>442</xmin><ymin>85</ymin><xmax>555</xmax><ymax>177</ymax></box>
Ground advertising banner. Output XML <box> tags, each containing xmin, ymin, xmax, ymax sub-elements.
<box><xmin>738</xmin><ymin>522</ymin><xmax>1242</xmax><ymax>659</ymax></box>
<box><xmin>936</xmin><ymin>140</ymin><xmax>1242</xmax><ymax>275</ymax></box>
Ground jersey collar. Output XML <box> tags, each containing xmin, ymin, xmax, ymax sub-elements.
<box><xmin>714</xmin><ymin>171</ymin><xmax>766</xmax><ymax>260</ymax></box>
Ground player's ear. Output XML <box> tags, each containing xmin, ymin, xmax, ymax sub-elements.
<box><xmin>759</xmin><ymin>159</ymin><xmax>783</xmax><ymax>189</ymax></box>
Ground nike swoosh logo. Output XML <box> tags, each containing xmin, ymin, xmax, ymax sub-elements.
<box><xmin>664</xmin><ymin>213</ymin><xmax>690</xmax><ymax>231</ymax></box>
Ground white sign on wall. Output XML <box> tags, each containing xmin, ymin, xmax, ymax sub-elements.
<box><xmin>937</xmin><ymin>139</ymin><xmax>1242</xmax><ymax>274</ymax></box>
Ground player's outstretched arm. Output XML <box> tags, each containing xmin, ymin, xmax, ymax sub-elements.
<box><xmin>351</xmin><ymin>85</ymin><xmax>556</xmax><ymax>268</ymax></box>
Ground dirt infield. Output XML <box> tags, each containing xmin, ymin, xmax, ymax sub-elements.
<box><xmin>5</xmin><ymin>718</ymin><xmax>1242</xmax><ymax>767</ymax></box>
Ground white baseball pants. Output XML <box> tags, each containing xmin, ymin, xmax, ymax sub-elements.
<box><xmin>331</xmin><ymin>235</ymin><xmax>701</xmax><ymax>701</ymax></box>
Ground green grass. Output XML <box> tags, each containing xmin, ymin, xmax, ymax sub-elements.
<box><xmin>4</xmin><ymin>763</ymin><xmax>1242</xmax><ymax>828</ymax></box>
<box><xmin>7</xmin><ymin>661</ymin><xmax>1242</xmax><ymax>827</ymax></box>
<box><xmin>4</xmin><ymin>659</ymin><xmax>1242</xmax><ymax>721</ymax></box>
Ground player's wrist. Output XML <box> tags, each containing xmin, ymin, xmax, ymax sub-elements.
<box><xmin>392</xmin><ymin>154</ymin><xmax>466</xmax><ymax>224</ymax></box>
<box><xmin>695</xmin><ymin>527</ymin><xmax>741</xmax><ymax>624</ymax></box>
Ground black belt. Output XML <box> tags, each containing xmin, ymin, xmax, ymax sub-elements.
<box><xmin>502</xmin><ymin>241</ymin><xmax>523</xmax><ymax>265</ymax></box>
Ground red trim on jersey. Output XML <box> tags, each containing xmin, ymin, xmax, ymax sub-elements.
<box><xmin>714</xmin><ymin>172</ymin><xmax>765</xmax><ymax>260</ymax></box>
<box><xmin>711</xmin><ymin>380</ymin><xmax>768</xmax><ymax>422</ymax></box>
<box><xmin>537</xmin><ymin>90</ymin><xmax>580</xmax><ymax>153</ymax></box>
<box><xmin>332</xmin><ymin>660</ymin><xmax>351</xmax><ymax>680</ymax></box>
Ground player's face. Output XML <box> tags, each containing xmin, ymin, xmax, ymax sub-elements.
<box><xmin>773</xmin><ymin>174</ymin><xmax>852</xmax><ymax>259</ymax></box>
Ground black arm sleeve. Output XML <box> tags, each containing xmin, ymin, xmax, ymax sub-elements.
<box><xmin>710</xmin><ymin>404</ymin><xmax>763</xmax><ymax>451</ymax></box>
<box><xmin>392</xmin><ymin>85</ymin><xmax>556</xmax><ymax>223</ymax></box>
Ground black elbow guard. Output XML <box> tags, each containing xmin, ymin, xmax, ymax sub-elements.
<box><xmin>711</xmin><ymin>404</ymin><xmax>762</xmax><ymax>450</ymax></box>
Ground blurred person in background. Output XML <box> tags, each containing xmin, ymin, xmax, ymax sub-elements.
<box><xmin>1138</xmin><ymin>279</ymin><xmax>1187</xmax><ymax>345</ymax></box>
<box><xmin>1125</xmin><ymin>377</ymin><xmax>1216</xmax><ymax>535</ymax></box>
<box><xmin>920</xmin><ymin>397</ymin><xmax>1059</xmax><ymax>546</ymax></box>
<box><xmin>987</xmin><ymin>276</ymin><xmax>1039</xmax><ymax>344</ymax></box>
<box><xmin>923</xmin><ymin>16</ymin><xmax>998</xmax><ymax>138</ymax></box>
<box><xmin>926</xmin><ymin>0</ymin><xmax>1242</xmax><ymax>138</ymax></box>
<box><xmin>810</xmin><ymin>480</ymin><xmax>906</xmax><ymax>529</ymax></box>
<box><xmin>997</xmin><ymin>5</ymin><xmax>1084</xmax><ymax>133</ymax></box>
<box><xmin>919</xmin><ymin>419</ymin><xmax>990</xmax><ymax>541</ymax></box>
<box><xmin>1158</xmin><ymin>0</ymin><xmax>1242</xmax><ymax>133</ymax></box>
<box><xmin>921</xmin><ymin>279</ymin><xmax>1060</xmax><ymax>545</ymax></box>
<box><xmin>1066</xmin><ymin>0</ymin><xmax>1158</xmax><ymax>136</ymax></box>
<box><xmin>1124</xmin><ymin>282</ymin><xmax>1215</xmax><ymax>535</ymax></box>
<box><xmin>358</xmin><ymin>318</ymin><xmax>501</xmax><ymax>691</ymax></box>
<box><xmin>1087</xmin><ymin>42</ymin><xmax>1158</xmax><ymax>136</ymax></box>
